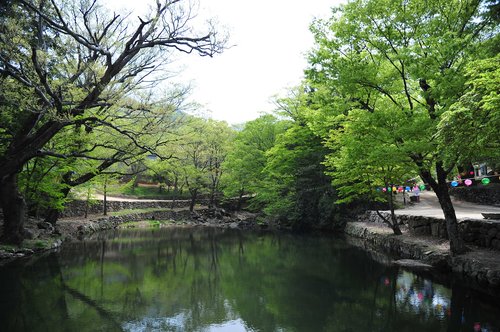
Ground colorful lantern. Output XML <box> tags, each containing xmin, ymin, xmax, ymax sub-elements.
<box><xmin>387</xmin><ymin>187</ymin><xmax>392</xmax><ymax>192</ymax></box>
<box><xmin>382</xmin><ymin>187</ymin><xmax>387</xmax><ymax>192</ymax></box>
<box><xmin>481</xmin><ymin>178</ymin><xmax>490</xmax><ymax>185</ymax></box>
<box><xmin>419</xmin><ymin>184</ymin><xmax>426</xmax><ymax>191</ymax></box>
<box><xmin>405</xmin><ymin>186</ymin><xmax>411</xmax><ymax>192</ymax></box>
<box><xmin>451</xmin><ymin>181</ymin><xmax>458</xmax><ymax>187</ymax></box>
<box><xmin>464</xmin><ymin>179</ymin><xmax>472</xmax><ymax>186</ymax></box>
<box><xmin>398</xmin><ymin>186</ymin><xmax>404</xmax><ymax>192</ymax></box>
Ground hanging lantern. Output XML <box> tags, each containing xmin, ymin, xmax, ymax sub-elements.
<box><xmin>405</xmin><ymin>186</ymin><xmax>411</xmax><ymax>192</ymax></box>
<box><xmin>382</xmin><ymin>187</ymin><xmax>387</xmax><ymax>192</ymax></box>
<box><xmin>387</xmin><ymin>187</ymin><xmax>392</xmax><ymax>192</ymax></box>
<box><xmin>398</xmin><ymin>186</ymin><xmax>404</xmax><ymax>192</ymax></box>
<box><xmin>451</xmin><ymin>181</ymin><xmax>459</xmax><ymax>187</ymax></box>
<box><xmin>481</xmin><ymin>178</ymin><xmax>490</xmax><ymax>185</ymax></box>
<box><xmin>464</xmin><ymin>179</ymin><xmax>472</xmax><ymax>186</ymax></box>
<box><xmin>419</xmin><ymin>184</ymin><xmax>426</xmax><ymax>191</ymax></box>
<box><xmin>376</xmin><ymin>187</ymin><xmax>381</xmax><ymax>192</ymax></box>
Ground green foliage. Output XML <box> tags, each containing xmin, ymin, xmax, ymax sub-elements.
<box><xmin>325</xmin><ymin>107</ymin><xmax>417</xmax><ymax>204</ymax></box>
<box><xmin>305</xmin><ymin>0</ymin><xmax>499</xmax><ymax>210</ymax></box>
<box><xmin>221</xmin><ymin>115</ymin><xmax>284</xmax><ymax>200</ymax></box>
<box><xmin>438</xmin><ymin>54</ymin><xmax>500</xmax><ymax>168</ymax></box>
<box><xmin>259</xmin><ymin>119</ymin><xmax>336</xmax><ymax>227</ymax></box>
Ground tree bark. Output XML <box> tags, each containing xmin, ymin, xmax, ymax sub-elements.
<box><xmin>388</xmin><ymin>190</ymin><xmax>402</xmax><ymax>235</ymax></box>
<box><xmin>44</xmin><ymin>187</ymin><xmax>71</xmax><ymax>225</ymax></box>
<box><xmin>189</xmin><ymin>189</ymin><xmax>198</xmax><ymax>212</ymax></box>
<box><xmin>420</xmin><ymin>163</ymin><xmax>467</xmax><ymax>254</ymax></box>
<box><xmin>236</xmin><ymin>190</ymin><xmax>244</xmax><ymax>211</ymax></box>
<box><xmin>0</xmin><ymin>174</ymin><xmax>27</xmax><ymax>244</ymax></box>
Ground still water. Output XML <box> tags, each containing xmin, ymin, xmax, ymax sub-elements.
<box><xmin>0</xmin><ymin>227</ymin><xmax>499</xmax><ymax>332</ymax></box>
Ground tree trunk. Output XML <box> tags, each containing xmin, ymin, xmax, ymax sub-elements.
<box><xmin>44</xmin><ymin>187</ymin><xmax>71</xmax><ymax>225</ymax></box>
<box><xmin>0</xmin><ymin>174</ymin><xmax>26</xmax><ymax>244</ymax></box>
<box><xmin>208</xmin><ymin>189</ymin><xmax>215</xmax><ymax>209</ymax></box>
<box><xmin>236</xmin><ymin>190</ymin><xmax>244</xmax><ymax>211</ymax></box>
<box><xmin>103</xmin><ymin>179</ymin><xmax>108</xmax><ymax>216</ymax></box>
<box><xmin>388</xmin><ymin>190</ymin><xmax>402</xmax><ymax>235</ymax></box>
<box><xmin>189</xmin><ymin>189</ymin><xmax>198</xmax><ymax>212</ymax></box>
<box><xmin>420</xmin><ymin>163</ymin><xmax>466</xmax><ymax>255</ymax></box>
<box><xmin>171</xmin><ymin>179</ymin><xmax>178</xmax><ymax>210</ymax></box>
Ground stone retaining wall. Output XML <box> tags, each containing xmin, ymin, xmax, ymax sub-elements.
<box><xmin>344</xmin><ymin>222</ymin><xmax>500</xmax><ymax>293</ymax></box>
<box><xmin>450</xmin><ymin>186</ymin><xmax>500</xmax><ymax>206</ymax></box>
<box><xmin>61</xmin><ymin>199</ymin><xmax>194</xmax><ymax>217</ymax></box>
<box><xmin>359</xmin><ymin>211</ymin><xmax>500</xmax><ymax>251</ymax></box>
<box><xmin>461</xmin><ymin>219</ymin><xmax>500</xmax><ymax>250</ymax></box>
<box><xmin>74</xmin><ymin>209</ymin><xmax>194</xmax><ymax>235</ymax></box>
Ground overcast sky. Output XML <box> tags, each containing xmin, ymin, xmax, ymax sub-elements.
<box><xmin>107</xmin><ymin>0</ymin><xmax>342</xmax><ymax>124</ymax></box>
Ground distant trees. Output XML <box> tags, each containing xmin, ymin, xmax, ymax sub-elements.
<box><xmin>221</xmin><ymin>115</ymin><xmax>284</xmax><ymax>210</ymax></box>
<box><xmin>146</xmin><ymin>117</ymin><xmax>233</xmax><ymax>211</ymax></box>
<box><xmin>0</xmin><ymin>0</ymin><xmax>226</xmax><ymax>243</ymax></box>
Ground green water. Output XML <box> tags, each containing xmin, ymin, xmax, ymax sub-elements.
<box><xmin>0</xmin><ymin>227</ymin><xmax>499</xmax><ymax>331</ymax></box>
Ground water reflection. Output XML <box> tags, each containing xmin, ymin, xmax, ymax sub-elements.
<box><xmin>0</xmin><ymin>227</ymin><xmax>499</xmax><ymax>332</ymax></box>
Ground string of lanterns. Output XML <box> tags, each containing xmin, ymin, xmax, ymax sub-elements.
<box><xmin>375</xmin><ymin>174</ymin><xmax>497</xmax><ymax>192</ymax></box>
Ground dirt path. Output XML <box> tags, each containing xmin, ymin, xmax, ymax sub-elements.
<box><xmin>392</xmin><ymin>191</ymin><xmax>500</xmax><ymax>219</ymax></box>
<box><xmin>90</xmin><ymin>193</ymin><xmax>190</xmax><ymax>203</ymax></box>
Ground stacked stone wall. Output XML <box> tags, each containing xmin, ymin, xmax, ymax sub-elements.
<box><xmin>358</xmin><ymin>211</ymin><xmax>500</xmax><ymax>251</ymax></box>
<box><xmin>61</xmin><ymin>199</ymin><xmax>204</xmax><ymax>217</ymax></box>
<box><xmin>450</xmin><ymin>186</ymin><xmax>500</xmax><ymax>206</ymax></box>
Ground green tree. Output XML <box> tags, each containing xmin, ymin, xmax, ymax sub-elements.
<box><xmin>205</xmin><ymin>120</ymin><xmax>233</xmax><ymax>208</ymax></box>
<box><xmin>221</xmin><ymin>115</ymin><xmax>284</xmax><ymax>210</ymax></box>
<box><xmin>438</xmin><ymin>54</ymin><xmax>500</xmax><ymax>169</ymax></box>
<box><xmin>0</xmin><ymin>0</ymin><xmax>225</xmax><ymax>243</ymax></box>
<box><xmin>306</xmin><ymin>0</ymin><xmax>497</xmax><ymax>253</ymax></box>
<box><xmin>325</xmin><ymin>107</ymin><xmax>418</xmax><ymax>234</ymax></box>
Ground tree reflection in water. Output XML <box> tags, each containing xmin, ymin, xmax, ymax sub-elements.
<box><xmin>0</xmin><ymin>228</ymin><xmax>499</xmax><ymax>332</ymax></box>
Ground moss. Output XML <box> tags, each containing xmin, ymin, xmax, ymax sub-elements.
<box><xmin>0</xmin><ymin>244</ymin><xmax>18</xmax><ymax>251</ymax></box>
<box><xmin>109</xmin><ymin>208</ymin><xmax>169</xmax><ymax>217</ymax></box>
<box><xmin>118</xmin><ymin>220</ymin><xmax>175</xmax><ymax>229</ymax></box>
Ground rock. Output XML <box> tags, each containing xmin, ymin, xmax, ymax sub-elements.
<box><xmin>23</xmin><ymin>227</ymin><xmax>38</xmax><ymax>240</ymax></box>
<box><xmin>229</xmin><ymin>222</ymin><xmax>239</xmax><ymax>229</ymax></box>
<box><xmin>394</xmin><ymin>259</ymin><xmax>433</xmax><ymax>270</ymax></box>
<box><xmin>37</xmin><ymin>221</ymin><xmax>54</xmax><ymax>231</ymax></box>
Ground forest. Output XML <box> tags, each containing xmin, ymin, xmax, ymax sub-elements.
<box><xmin>1</xmin><ymin>0</ymin><xmax>499</xmax><ymax>256</ymax></box>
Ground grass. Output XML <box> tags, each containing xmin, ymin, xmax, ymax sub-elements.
<box><xmin>118</xmin><ymin>220</ymin><xmax>175</xmax><ymax>229</ymax></box>
<box><xmin>108</xmin><ymin>207</ymin><xmax>171</xmax><ymax>217</ymax></box>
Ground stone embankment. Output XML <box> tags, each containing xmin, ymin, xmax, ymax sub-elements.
<box><xmin>346</xmin><ymin>211</ymin><xmax>500</xmax><ymax>294</ymax></box>
<box><xmin>61</xmin><ymin>199</ymin><xmax>195</xmax><ymax>217</ymax></box>
<box><xmin>450</xmin><ymin>185</ymin><xmax>500</xmax><ymax>206</ymax></box>
<box><xmin>360</xmin><ymin>211</ymin><xmax>500</xmax><ymax>251</ymax></box>
<box><xmin>0</xmin><ymin>203</ymin><xmax>259</xmax><ymax>264</ymax></box>
<box><xmin>59</xmin><ymin>208</ymin><xmax>259</xmax><ymax>239</ymax></box>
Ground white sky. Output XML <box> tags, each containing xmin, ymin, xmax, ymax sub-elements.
<box><xmin>107</xmin><ymin>0</ymin><xmax>342</xmax><ymax>124</ymax></box>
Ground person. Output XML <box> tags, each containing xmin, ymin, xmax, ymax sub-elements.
<box><xmin>413</xmin><ymin>186</ymin><xmax>420</xmax><ymax>202</ymax></box>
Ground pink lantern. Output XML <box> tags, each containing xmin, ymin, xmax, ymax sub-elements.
<box><xmin>464</xmin><ymin>179</ymin><xmax>472</xmax><ymax>186</ymax></box>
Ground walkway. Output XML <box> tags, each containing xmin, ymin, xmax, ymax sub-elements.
<box><xmin>393</xmin><ymin>191</ymin><xmax>500</xmax><ymax>219</ymax></box>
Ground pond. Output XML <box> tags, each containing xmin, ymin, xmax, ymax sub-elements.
<box><xmin>0</xmin><ymin>227</ymin><xmax>499</xmax><ymax>332</ymax></box>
